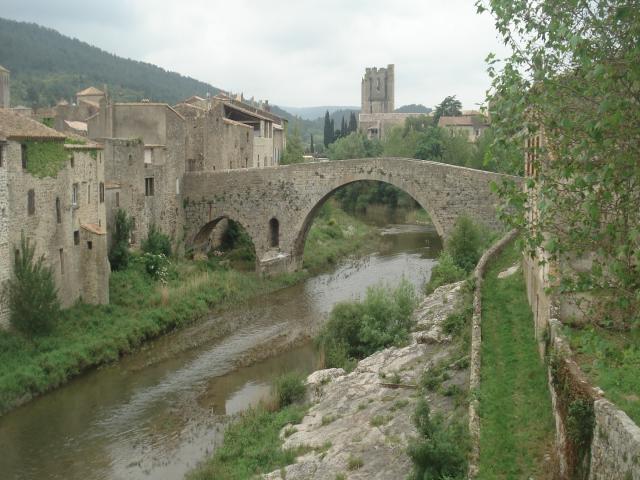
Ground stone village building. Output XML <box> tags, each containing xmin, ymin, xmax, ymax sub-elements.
<box><xmin>0</xmin><ymin>108</ymin><xmax>109</xmax><ymax>327</ymax></box>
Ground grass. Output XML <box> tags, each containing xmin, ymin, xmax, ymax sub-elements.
<box><xmin>186</xmin><ymin>404</ymin><xmax>308</xmax><ymax>480</ymax></box>
<box><xmin>566</xmin><ymin>325</ymin><xmax>640</xmax><ymax>425</ymax></box>
<box><xmin>478</xmin><ymin>241</ymin><xmax>554</xmax><ymax>479</ymax></box>
<box><xmin>0</xmin><ymin>206</ymin><xmax>375</xmax><ymax>415</ymax></box>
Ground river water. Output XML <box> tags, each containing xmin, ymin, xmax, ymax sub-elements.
<box><xmin>0</xmin><ymin>219</ymin><xmax>441</xmax><ymax>480</ymax></box>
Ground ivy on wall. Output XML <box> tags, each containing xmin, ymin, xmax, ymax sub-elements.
<box><xmin>23</xmin><ymin>140</ymin><xmax>67</xmax><ymax>178</ymax></box>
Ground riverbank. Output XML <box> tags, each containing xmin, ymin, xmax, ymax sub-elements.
<box><xmin>0</xmin><ymin>205</ymin><xmax>379</xmax><ymax>415</ymax></box>
<box><xmin>188</xmin><ymin>280</ymin><xmax>472</xmax><ymax>480</ymax></box>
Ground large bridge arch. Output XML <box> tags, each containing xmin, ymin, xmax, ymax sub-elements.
<box><xmin>291</xmin><ymin>178</ymin><xmax>444</xmax><ymax>262</ymax></box>
<box><xmin>183</xmin><ymin>158</ymin><xmax>521</xmax><ymax>274</ymax></box>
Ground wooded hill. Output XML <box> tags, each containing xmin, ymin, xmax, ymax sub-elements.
<box><xmin>0</xmin><ymin>17</ymin><xmax>222</xmax><ymax>107</ymax></box>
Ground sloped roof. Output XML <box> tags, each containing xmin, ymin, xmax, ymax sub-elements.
<box><xmin>438</xmin><ymin>115</ymin><xmax>488</xmax><ymax>128</ymax></box>
<box><xmin>81</xmin><ymin>223</ymin><xmax>106</xmax><ymax>235</ymax></box>
<box><xmin>64</xmin><ymin>120</ymin><xmax>88</xmax><ymax>132</ymax></box>
<box><xmin>77</xmin><ymin>86</ymin><xmax>105</xmax><ymax>96</ymax></box>
<box><xmin>0</xmin><ymin>65</ymin><xmax>9</xmax><ymax>74</ymax></box>
<box><xmin>0</xmin><ymin>108</ymin><xmax>66</xmax><ymax>140</ymax></box>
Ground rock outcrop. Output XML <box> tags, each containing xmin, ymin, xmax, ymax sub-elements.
<box><xmin>263</xmin><ymin>281</ymin><xmax>469</xmax><ymax>480</ymax></box>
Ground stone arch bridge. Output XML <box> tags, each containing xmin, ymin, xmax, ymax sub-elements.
<box><xmin>183</xmin><ymin>158</ymin><xmax>517</xmax><ymax>273</ymax></box>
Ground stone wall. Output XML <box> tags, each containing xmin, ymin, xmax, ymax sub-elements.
<box><xmin>524</xmin><ymin>255</ymin><xmax>640</xmax><ymax>479</ymax></box>
<box><xmin>0</xmin><ymin>140</ymin><xmax>109</xmax><ymax>327</ymax></box>
<box><xmin>0</xmin><ymin>145</ymin><xmax>10</xmax><ymax>325</ymax></box>
<box><xmin>183</xmin><ymin>157</ymin><xmax>517</xmax><ymax>273</ymax></box>
<box><xmin>361</xmin><ymin>64</ymin><xmax>394</xmax><ymax>114</ymax></box>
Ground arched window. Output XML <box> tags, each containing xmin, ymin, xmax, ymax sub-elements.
<box><xmin>269</xmin><ymin>218</ymin><xmax>279</xmax><ymax>248</ymax></box>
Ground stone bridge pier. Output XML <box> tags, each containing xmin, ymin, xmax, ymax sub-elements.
<box><xmin>182</xmin><ymin>158</ymin><xmax>518</xmax><ymax>274</ymax></box>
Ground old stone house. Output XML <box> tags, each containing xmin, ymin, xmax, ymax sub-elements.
<box><xmin>0</xmin><ymin>109</ymin><xmax>109</xmax><ymax>327</ymax></box>
<box><xmin>437</xmin><ymin>113</ymin><xmax>489</xmax><ymax>143</ymax></box>
<box><xmin>87</xmin><ymin>101</ymin><xmax>186</xmax><ymax>252</ymax></box>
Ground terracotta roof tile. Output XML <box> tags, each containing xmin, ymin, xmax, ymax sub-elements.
<box><xmin>77</xmin><ymin>86</ymin><xmax>105</xmax><ymax>96</ymax></box>
<box><xmin>0</xmin><ymin>109</ymin><xmax>66</xmax><ymax>140</ymax></box>
<box><xmin>81</xmin><ymin>223</ymin><xmax>106</xmax><ymax>235</ymax></box>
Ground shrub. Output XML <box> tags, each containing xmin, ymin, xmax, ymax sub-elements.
<box><xmin>407</xmin><ymin>399</ymin><xmax>468</xmax><ymax>480</ymax></box>
<box><xmin>140</xmin><ymin>252</ymin><xmax>170</xmax><ymax>283</ymax></box>
<box><xmin>6</xmin><ymin>234</ymin><xmax>60</xmax><ymax>335</ymax></box>
<box><xmin>274</xmin><ymin>372</ymin><xmax>306</xmax><ymax>407</ymax></box>
<box><xmin>424</xmin><ymin>252</ymin><xmax>466</xmax><ymax>294</ymax></box>
<box><xmin>109</xmin><ymin>209</ymin><xmax>132</xmax><ymax>271</ymax></box>
<box><xmin>141</xmin><ymin>223</ymin><xmax>171</xmax><ymax>257</ymax></box>
<box><xmin>446</xmin><ymin>215</ymin><xmax>483</xmax><ymax>272</ymax></box>
<box><xmin>317</xmin><ymin>279</ymin><xmax>417</xmax><ymax>369</ymax></box>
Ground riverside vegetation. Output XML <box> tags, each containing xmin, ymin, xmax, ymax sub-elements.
<box><xmin>0</xmin><ymin>202</ymin><xmax>376</xmax><ymax>414</ymax></box>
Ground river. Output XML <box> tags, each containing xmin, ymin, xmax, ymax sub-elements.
<box><xmin>0</xmin><ymin>216</ymin><xmax>442</xmax><ymax>480</ymax></box>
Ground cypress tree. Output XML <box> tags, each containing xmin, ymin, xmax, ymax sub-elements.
<box><xmin>341</xmin><ymin>116</ymin><xmax>347</xmax><ymax>137</ymax></box>
<box><xmin>323</xmin><ymin>111</ymin><xmax>331</xmax><ymax>147</ymax></box>
<box><xmin>329</xmin><ymin>118</ymin><xmax>335</xmax><ymax>144</ymax></box>
<box><xmin>349</xmin><ymin>112</ymin><xmax>358</xmax><ymax>133</ymax></box>
<box><xmin>310</xmin><ymin>134</ymin><xmax>314</xmax><ymax>154</ymax></box>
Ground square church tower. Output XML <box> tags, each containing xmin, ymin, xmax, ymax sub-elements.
<box><xmin>0</xmin><ymin>65</ymin><xmax>9</xmax><ymax>108</ymax></box>
<box><xmin>361</xmin><ymin>64</ymin><xmax>394</xmax><ymax>114</ymax></box>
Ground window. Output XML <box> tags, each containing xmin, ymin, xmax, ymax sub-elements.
<box><xmin>74</xmin><ymin>230</ymin><xmax>80</xmax><ymax>245</ymax></box>
<box><xmin>115</xmin><ymin>191</ymin><xmax>120</xmax><ymax>207</ymax></box>
<box><xmin>87</xmin><ymin>241</ymin><xmax>92</xmax><ymax>250</ymax></box>
<box><xmin>145</xmin><ymin>177</ymin><xmax>154</xmax><ymax>196</ymax></box>
<box><xmin>70</xmin><ymin>155</ymin><xmax>74</xmax><ymax>169</ymax></box>
<box><xmin>99</xmin><ymin>182</ymin><xmax>104</xmax><ymax>203</ymax></box>
<box><xmin>0</xmin><ymin>143</ymin><xmax>4</xmax><ymax>167</ymax></box>
<box><xmin>72</xmin><ymin>183</ymin><xmax>79</xmax><ymax>206</ymax></box>
<box><xmin>128</xmin><ymin>154</ymin><xmax>133</xmax><ymax>166</ymax></box>
<box><xmin>27</xmin><ymin>189</ymin><xmax>35</xmax><ymax>215</ymax></box>
<box><xmin>87</xmin><ymin>184</ymin><xmax>91</xmax><ymax>204</ymax></box>
<box><xmin>175</xmin><ymin>178</ymin><xmax>180</xmax><ymax>195</ymax></box>
<box><xmin>269</xmin><ymin>218</ymin><xmax>279</xmax><ymax>248</ymax></box>
<box><xmin>21</xmin><ymin>144</ymin><xmax>27</xmax><ymax>169</ymax></box>
<box><xmin>59</xmin><ymin>249</ymin><xmax>64</xmax><ymax>275</ymax></box>
<box><xmin>55</xmin><ymin>197</ymin><xmax>61</xmax><ymax>224</ymax></box>
<box><xmin>144</xmin><ymin>148</ymin><xmax>152</xmax><ymax>165</ymax></box>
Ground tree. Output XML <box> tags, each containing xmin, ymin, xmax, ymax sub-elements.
<box><xmin>310</xmin><ymin>134</ymin><xmax>314</xmax><ymax>154</ymax></box>
<box><xmin>109</xmin><ymin>209</ymin><xmax>133</xmax><ymax>271</ymax></box>
<box><xmin>445</xmin><ymin>216</ymin><xmax>482</xmax><ymax>272</ymax></box>
<box><xmin>328</xmin><ymin>132</ymin><xmax>382</xmax><ymax>161</ymax></box>
<box><xmin>433</xmin><ymin>95</ymin><xmax>462</xmax><ymax>125</ymax></box>
<box><xmin>323</xmin><ymin>110</ymin><xmax>333</xmax><ymax>147</ymax></box>
<box><xmin>340</xmin><ymin>116</ymin><xmax>347</xmax><ymax>138</ymax></box>
<box><xmin>478</xmin><ymin>0</ymin><xmax>640</xmax><ymax>326</ymax></box>
<box><xmin>7</xmin><ymin>233</ymin><xmax>60</xmax><ymax>335</ymax></box>
<box><xmin>348</xmin><ymin>112</ymin><xmax>358</xmax><ymax>133</ymax></box>
<box><xmin>281</xmin><ymin>123</ymin><xmax>304</xmax><ymax>164</ymax></box>
<box><xmin>142</xmin><ymin>223</ymin><xmax>171</xmax><ymax>257</ymax></box>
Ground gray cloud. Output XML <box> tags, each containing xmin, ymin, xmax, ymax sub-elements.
<box><xmin>2</xmin><ymin>0</ymin><xmax>508</xmax><ymax>109</ymax></box>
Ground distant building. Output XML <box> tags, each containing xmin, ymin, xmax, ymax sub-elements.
<box><xmin>0</xmin><ymin>65</ymin><xmax>9</xmax><ymax>108</ymax></box>
<box><xmin>438</xmin><ymin>113</ymin><xmax>489</xmax><ymax>143</ymax></box>
<box><xmin>0</xmin><ymin>109</ymin><xmax>109</xmax><ymax>327</ymax></box>
<box><xmin>358</xmin><ymin>64</ymin><xmax>428</xmax><ymax>140</ymax></box>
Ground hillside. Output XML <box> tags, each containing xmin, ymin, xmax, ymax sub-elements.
<box><xmin>279</xmin><ymin>105</ymin><xmax>360</xmax><ymax>121</ymax></box>
<box><xmin>0</xmin><ymin>17</ymin><xmax>222</xmax><ymax>107</ymax></box>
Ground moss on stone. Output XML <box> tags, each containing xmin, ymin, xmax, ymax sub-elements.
<box><xmin>24</xmin><ymin>140</ymin><xmax>67</xmax><ymax>178</ymax></box>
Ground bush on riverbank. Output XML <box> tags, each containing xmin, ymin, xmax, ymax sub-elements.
<box><xmin>425</xmin><ymin>216</ymin><xmax>494</xmax><ymax>294</ymax></box>
<box><xmin>407</xmin><ymin>399</ymin><xmax>469</xmax><ymax>480</ymax></box>
<box><xmin>274</xmin><ymin>372</ymin><xmax>306</xmax><ymax>408</ymax></box>
<box><xmin>317</xmin><ymin>279</ymin><xmax>418</xmax><ymax>370</ymax></box>
<box><xmin>187</xmin><ymin>404</ymin><xmax>308</xmax><ymax>480</ymax></box>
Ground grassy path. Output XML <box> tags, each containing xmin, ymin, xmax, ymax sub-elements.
<box><xmin>478</xmin><ymin>243</ymin><xmax>554</xmax><ymax>479</ymax></box>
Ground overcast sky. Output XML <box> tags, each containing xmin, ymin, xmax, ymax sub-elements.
<box><xmin>3</xmin><ymin>0</ymin><xmax>508</xmax><ymax>109</ymax></box>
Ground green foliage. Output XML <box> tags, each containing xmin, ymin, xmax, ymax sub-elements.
<box><xmin>0</xmin><ymin>17</ymin><xmax>221</xmax><ymax>107</ymax></box>
<box><xmin>333</xmin><ymin>181</ymin><xmax>418</xmax><ymax>214</ymax></box>
<box><xmin>446</xmin><ymin>216</ymin><xmax>483</xmax><ymax>273</ymax></box>
<box><xmin>219</xmin><ymin>220</ymin><xmax>256</xmax><ymax>266</ymax></box>
<box><xmin>23</xmin><ymin>140</ymin><xmax>67</xmax><ymax>178</ymax></box>
<box><xmin>141</xmin><ymin>223</ymin><xmax>172</xmax><ymax>257</ymax></box>
<box><xmin>407</xmin><ymin>399</ymin><xmax>468</xmax><ymax>480</ymax></box>
<box><xmin>274</xmin><ymin>372</ymin><xmax>306</xmax><ymax>407</ymax></box>
<box><xmin>478</xmin><ymin>0</ymin><xmax>640</xmax><ymax>326</ymax></box>
<box><xmin>280</xmin><ymin>123</ymin><xmax>305</xmax><ymax>165</ymax></box>
<box><xmin>186</xmin><ymin>405</ymin><xmax>307</xmax><ymax>480</ymax></box>
<box><xmin>139</xmin><ymin>253</ymin><xmax>170</xmax><ymax>283</ymax></box>
<box><xmin>108</xmin><ymin>209</ymin><xmax>133</xmax><ymax>271</ymax></box>
<box><xmin>327</xmin><ymin>132</ymin><xmax>382</xmax><ymax>160</ymax></box>
<box><xmin>317</xmin><ymin>279</ymin><xmax>417</xmax><ymax>370</ymax></box>
<box><xmin>6</xmin><ymin>234</ymin><xmax>60</xmax><ymax>335</ymax></box>
<box><xmin>424</xmin><ymin>253</ymin><xmax>466</xmax><ymax>294</ymax></box>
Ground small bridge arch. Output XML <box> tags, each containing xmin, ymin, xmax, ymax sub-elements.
<box><xmin>183</xmin><ymin>157</ymin><xmax>520</xmax><ymax>274</ymax></box>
